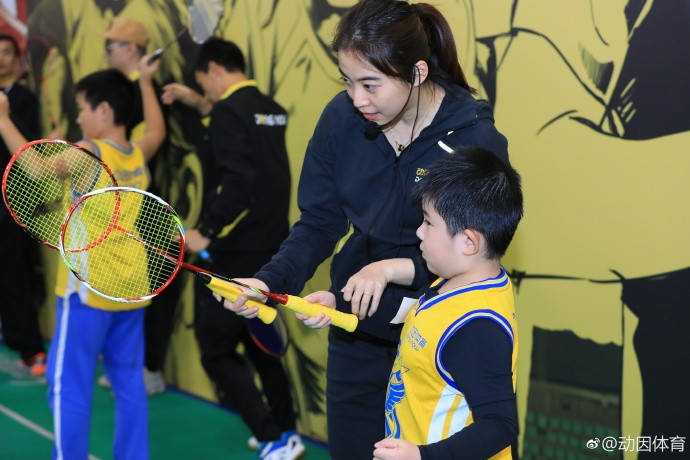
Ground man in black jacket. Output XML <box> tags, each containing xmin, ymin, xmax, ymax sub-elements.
<box><xmin>161</xmin><ymin>38</ymin><xmax>303</xmax><ymax>460</ymax></box>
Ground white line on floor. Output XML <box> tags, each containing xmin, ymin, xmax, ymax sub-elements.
<box><xmin>0</xmin><ymin>403</ymin><xmax>102</xmax><ymax>460</ymax></box>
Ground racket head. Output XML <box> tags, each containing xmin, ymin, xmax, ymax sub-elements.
<box><xmin>59</xmin><ymin>186</ymin><xmax>186</xmax><ymax>302</ymax></box>
<box><xmin>247</xmin><ymin>312</ymin><xmax>290</xmax><ymax>357</ymax></box>
<box><xmin>2</xmin><ymin>139</ymin><xmax>117</xmax><ymax>248</ymax></box>
<box><xmin>188</xmin><ymin>0</ymin><xmax>224</xmax><ymax>43</ymax></box>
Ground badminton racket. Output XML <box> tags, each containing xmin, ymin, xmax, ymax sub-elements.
<box><xmin>202</xmin><ymin>273</ymin><xmax>289</xmax><ymax>357</ymax></box>
<box><xmin>229</xmin><ymin>279</ymin><xmax>359</xmax><ymax>333</ymax></box>
<box><xmin>58</xmin><ymin>186</ymin><xmax>276</xmax><ymax>325</ymax></box>
<box><xmin>148</xmin><ymin>0</ymin><xmax>224</xmax><ymax>63</ymax></box>
<box><xmin>2</xmin><ymin>139</ymin><xmax>117</xmax><ymax>249</ymax></box>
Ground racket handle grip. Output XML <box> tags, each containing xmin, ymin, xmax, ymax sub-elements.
<box><xmin>282</xmin><ymin>295</ymin><xmax>358</xmax><ymax>332</ymax></box>
<box><xmin>200</xmin><ymin>274</ymin><xmax>277</xmax><ymax>324</ymax></box>
<box><xmin>148</xmin><ymin>48</ymin><xmax>163</xmax><ymax>65</ymax></box>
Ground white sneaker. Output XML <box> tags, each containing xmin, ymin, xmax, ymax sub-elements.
<box><xmin>143</xmin><ymin>368</ymin><xmax>166</xmax><ymax>396</ymax></box>
<box><xmin>97</xmin><ymin>374</ymin><xmax>112</xmax><ymax>389</ymax></box>
<box><xmin>257</xmin><ymin>430</ymin><xmax>305</xmax><ymax>460</ymax></box>
<box><xmin>248</xmin><ymin>436</ymin><xmax>259</xmax><ymax>450</ymax></box>
<box><xmin>99</xmin><ymin>369</ymin><xmax>166</xmax><ymax>396</ymax></box>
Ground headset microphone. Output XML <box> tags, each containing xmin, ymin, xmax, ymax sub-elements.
<box><xmin>364</xmin><ymin>121</ymin><xmax>381</xmax><ymax>140</ymax></box>
<box><xmin>362</xmin><ymin>66</ymin><xmax>419</xmax><ymax>141</ymax></box>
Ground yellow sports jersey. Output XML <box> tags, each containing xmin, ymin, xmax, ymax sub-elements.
<box><xmin>385</xmin><ymin>268</ymin><xmax>517</xmax><ymax>459</ymax></box>
<box><xmin>56</xmin><ymin>139</ymin><xmax>151</xmax><ymax>310</ymax></box>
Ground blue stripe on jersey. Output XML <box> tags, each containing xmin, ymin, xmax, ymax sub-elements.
<box><xmin>415</xmin><ymin>267</ymin><xmax>509</xmax><ymax>316</ymax></box>
<box><xmin>435</xmin><ymin>310</ymin><xmax>514</xmax><ymax>388</ymax></box>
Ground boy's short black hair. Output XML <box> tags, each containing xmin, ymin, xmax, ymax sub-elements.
<box><xmin>192</xmin><ymin>37</ymin><xmax>245</xmax><ymax>74</ymax></box>
<box><xmin>74</xmin><ymin>69</ymin><xmax>135</xmax><ymax>127</ymax></box>
<box><xmin>0</xmin><ymin>34</ymin><xmax>20</xmax><ymax>56</ymax></box>
<box><xmin>412</xmin><ymin>146</ymin><xmax>523</xmax><ymax>259</ymax></box>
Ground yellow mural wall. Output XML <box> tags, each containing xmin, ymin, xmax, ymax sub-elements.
<box><xmin>25</xmin><ymin>0</ymin><xmax>689</xmax><ymax>455</ymax></box>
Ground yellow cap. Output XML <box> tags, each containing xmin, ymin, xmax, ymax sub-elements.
<box><xmin>105</xmin><ymin>17</ymin><xmax>149</xmax><ymax>47</ymax></box>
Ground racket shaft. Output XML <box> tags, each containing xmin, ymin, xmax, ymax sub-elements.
<box><xmin>281</xmin><ymin>295</ymin><xmax>358</xmax><ymax>332</ymax></box>
<box><xmin>200</xmin><ymin>274</ymin><xmax>277</xmax><ymax>324</ymax></box>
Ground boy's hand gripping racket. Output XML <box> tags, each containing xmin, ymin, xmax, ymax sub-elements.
<box><xmin>57</xmin><ymin>186</ymin><xmax>277</xmax><ymax>325</ymax></box>
<box><xmin>229</xmin><ymin>279</ymin><xmax>359</xmax><ymax>333</ymax></box>
<box><xmin>2</xmin><ymin>139</ymin><xmax>117</xmax><ymax>248</ymax></box>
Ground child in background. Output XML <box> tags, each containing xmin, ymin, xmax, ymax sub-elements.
<box><xmin>0</xmin><ymin>56</ymin><xmax>164</xmax><ymax>460</ymax></box>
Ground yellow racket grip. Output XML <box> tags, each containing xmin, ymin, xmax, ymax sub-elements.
<box><xmin>201</xmin><ymin>274</ymin><xmax>277</xmax><ymax>325</ymax></box>
<box><xmin>283</xmin><ymin>295</ymin><xmax>358</xmax><ymax>332</ymax></box>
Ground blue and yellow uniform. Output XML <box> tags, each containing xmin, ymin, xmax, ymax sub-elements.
<box><xmin>47</xmin><ymin>139</ymin><xmax>151</xmax><ymax>460</ymax></box>
<box><xmin>385</xmin><ymin>268</ymin><xmax>517</xmax><ymax>459</ymax></box>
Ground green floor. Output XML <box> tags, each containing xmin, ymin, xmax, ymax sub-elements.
<box><xmin>0</xmin><ymin>344</ymin><xmax>329</xmax><ymax>459</ymax></box>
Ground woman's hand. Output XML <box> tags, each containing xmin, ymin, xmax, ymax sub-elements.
<box><xmin>220</xmin><ymin>278</ymin><xmax>269</xmax><ymax>318</ymax></box>
<box><xmin>296</xmin><ymin>290</ymin><xmax>336</xmax><ymax>329</ymax></box>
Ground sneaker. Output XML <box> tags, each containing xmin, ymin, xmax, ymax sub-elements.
<box><xmin>97</xmin><ymin>373</ymin><xmax>112</xmax><ymax>389</ymax></box>
<box><xmin>143</xmin><ymin>368</ymin><xmax>166</xmax><ymax>396</ymax></box>
<box><xmin>98</xmin><ymin>369</ymin><xmax>166</xmax><ymax>396</ymax></box>
<box><xmin>248</xmin><ymin>436</ymin><xmax>259</xmax><ymax>451</ymax></box>
<box><xmin>257</xmin><ymin>430</ymin><xmax>305</xmax><ymax>460</ymax></box>
<box><xmin>20</xmin><ymin>352</ymin><xmax>47</xmax><ymax>377</ymax></box>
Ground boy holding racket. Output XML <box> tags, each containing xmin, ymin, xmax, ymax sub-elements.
<box><xmin>0</xmin><ymin>57</ymin><xmax>165</xmax><ymax>459</ymax></box>
<box><xmin>100</xmin><ymin>15</ymin><xmax>174</xmax><ymax>397</ymax></box>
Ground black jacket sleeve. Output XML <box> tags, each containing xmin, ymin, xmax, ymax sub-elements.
<box><xmin>255</xmin><ymin>109</ymin><xmax>350</xmax><ymax>294</ymax></box>
<box><xmin>200</xmin><ymin>104</ymin><xmax>256</xmax><ymax>236</ymax></box>
<box><xmin>419</xmin><ymin>319</ymin><xmax>518</xmax><ymax>460</ymax></box>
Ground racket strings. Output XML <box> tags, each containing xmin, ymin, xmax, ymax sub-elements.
<box><xmin>61</xmin><ymin>189</ymin><xmax>184</xmax><ymax>301</ymax></box>
<box><xmin>137</xmin><ymin>192</ymin><xmax>183</xmax><ymax>292</ymax></box>
<box><xmin>3</xmin><ymin>141</ymin><xmax>115</xmax><ymax>247</ymax></box>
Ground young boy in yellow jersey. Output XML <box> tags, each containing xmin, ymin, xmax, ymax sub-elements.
<box><xmin>371</xmin><ymin>147</ymin><xmax>522</xmax><ymax>459</ymax></box>
<box><xmin>0</xmin><ymin>57</ymin><xmax>164</xmax><ymax>460</ymax></box>
<box><xmin>298</xmin><ymin>147</ymin><xmax>522</xmax><ymax>459</ymax></box>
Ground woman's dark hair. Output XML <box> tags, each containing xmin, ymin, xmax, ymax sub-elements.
<box><xmin>332</xmin><ymin>0</ymin><xmax>475</xmax><ymax>93</ymax></box>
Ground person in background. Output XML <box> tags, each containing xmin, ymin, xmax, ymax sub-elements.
<box><xmin>99</xmin><ymin>16</ymin><xmax>176</xmax><ymax>396</ymax></box>
<box><xmin>221</xmin><ymin>1</ymin><xmax>510</xmax><ymax>459</ymax></box>
<box><xmin>0</xmin><ymin>33</ymin><xmax>47</xmax><ymax>378</ymax></box>
<box><xmin>161</xmin><ymin>38</ymin><xmax>303</xmax><ymax>460</ymax></box>
<box><xmin>0</xmin><ymin>56</ymin><xmax>165</xmax><ymax>459</ymax></box>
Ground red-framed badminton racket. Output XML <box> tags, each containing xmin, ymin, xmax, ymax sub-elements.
<box><xmin>2</xmin><ymin>139</ymin><xmax>117</xmax><ymax>249</ymax></box>
<box><xmin>57</xmin><ymin>186</ymin><xmax>277</xmax><ymax>325</ymax></box>
<box><xmin>59</xmin><ymin>186</ymin><xmax>358</xmax><ymax>332</ymax></box>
